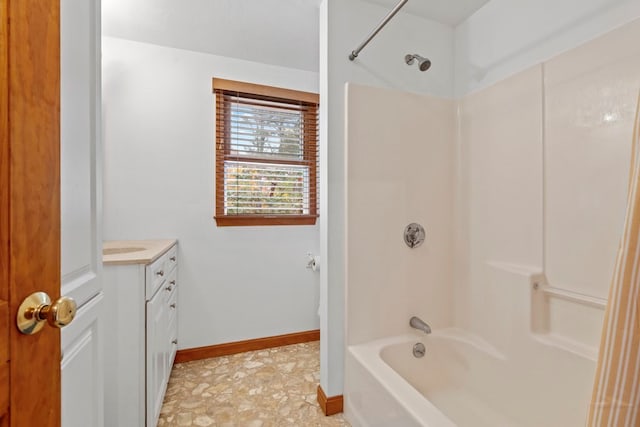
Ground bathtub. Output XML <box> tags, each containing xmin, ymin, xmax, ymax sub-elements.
<box><xmin>344</xmin><ymin>329</ymin><xmax>531</xmax><ymax>427</ymax></box>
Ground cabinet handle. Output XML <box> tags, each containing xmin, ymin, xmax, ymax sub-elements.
<box><xmin>156</xmin><ymin>270</ymin><xmax>164</xmax><ymax>277</ymax></box>
<box><xmin>170</xmin><ymin>280</ymin><xmax>176</xmax><ymax>285</ymax></box>
<box><xmin>165</xmin><ymin>285</ymin><xmax>173</xmax><ymax>292</ymax></box>
<box><xmin>172</xmin><ymin>339</ymin><xmax>178</xmax><ymax>345</ymax></box>
<box><xmin>170</xmin><ymin>256</ymin><xmax>176</xmax><ymax>261</ymax></box>
<box><xmin>170</xmin><ymin>303</ymin><xmax>176</xmax><ymax>309</ymax></box>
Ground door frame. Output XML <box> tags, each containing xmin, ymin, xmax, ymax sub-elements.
<box><xmin>1</xmin><ymin>1</ymin><xmax>62</xmax><ymax>426</ymax></box>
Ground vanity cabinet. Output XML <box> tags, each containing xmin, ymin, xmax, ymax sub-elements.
<box><xmin>103</xmin><ymin>240</ymin><xmax>178</xmax><ymax>427</ymax></box>
<box><xmin>146</xmin><ymin>244</ymin><xmax>178</xmax><ymax>425</ymax></box>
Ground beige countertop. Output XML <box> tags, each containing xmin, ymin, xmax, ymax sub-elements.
<box><xmin>103</xmin><ymin>239</ymin><xmax>177</xmax><ymax>265</ymax></box>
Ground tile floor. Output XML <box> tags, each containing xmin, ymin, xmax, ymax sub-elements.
<box><xmin>158</xmin><ymin>341</ymin><xmax>350</xmax><ymax>426</ymax></box>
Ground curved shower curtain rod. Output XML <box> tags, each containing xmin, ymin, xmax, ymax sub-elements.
<box><xmin>348</xmin><ymin>0</ymin><xmax>408</xmax><ymax>61</ymax></box>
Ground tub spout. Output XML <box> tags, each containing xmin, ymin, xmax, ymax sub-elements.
<box><xmin>409</xmin><ymin>316</ymin><xmax>431</xmax><ymax>334</ymax></box>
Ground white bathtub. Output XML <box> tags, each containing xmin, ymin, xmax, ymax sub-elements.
<box><xmin>344</xmin><ymin>329</ymin><xmax>551</xmax><ymax>427</ymax></box>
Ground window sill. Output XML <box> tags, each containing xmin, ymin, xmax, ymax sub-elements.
<box><xmin>214</xmin><ymin>215</ymin><xmax>318</xmax><ymax>227</ymax></box>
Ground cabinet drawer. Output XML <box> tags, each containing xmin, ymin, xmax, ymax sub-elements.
<box><xmin>145</xmin><ymin>256</ymin><xmax>167</xmax><ymax>299</ymax></box>
<box><xmin>162</xmin><ymin>268</ymin><xmax>177</xmax><ymax>303</ymax></box>
<box><xmin>165</xmin><ymin>245</ymin><xmax>178</xmax><ymax>273</ymax></box>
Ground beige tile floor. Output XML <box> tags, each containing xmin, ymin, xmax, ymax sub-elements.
<box><xmin>158</xmin><ymin>341</ymin><xmax>351</xmax><ymax>426</ymax></box>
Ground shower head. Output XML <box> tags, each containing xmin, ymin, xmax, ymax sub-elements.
<box><xmin>405</xmin><ymin>54</ymin><xmax>431</xmax><ymax>72</ymax></box>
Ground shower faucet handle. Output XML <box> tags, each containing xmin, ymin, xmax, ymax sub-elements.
<box><xmin>404</xmin><ymin>223</ymin><xmax>426</xmax><ymax>248</ymax></box>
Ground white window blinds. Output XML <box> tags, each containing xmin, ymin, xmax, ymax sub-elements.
<box><xmin>213</xmin><ymin>79</ymin><xmax>319</xmax><ymax>226</ymax></box>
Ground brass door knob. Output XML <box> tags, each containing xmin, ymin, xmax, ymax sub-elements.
<box><xmin>17</xmin><ymin>292</ymin><xmax>77</xmax><ymax>335</ymax></box>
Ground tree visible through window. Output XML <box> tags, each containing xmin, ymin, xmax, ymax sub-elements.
<box><xmin>213</xmin><ymin>79</ymin><xmax>319</xmax><ymax>226</ymax></box>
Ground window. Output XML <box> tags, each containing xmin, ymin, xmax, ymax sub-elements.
<box><xmin>213</xmin><ymin>79</ymin><xmax>319</xmax><ymax>226</ymax></box>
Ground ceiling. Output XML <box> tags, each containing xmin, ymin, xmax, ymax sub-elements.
<box><xmin>367</xmin><ymin>0</ymin><xmax>491</xmax><ymax>25</ymax></box>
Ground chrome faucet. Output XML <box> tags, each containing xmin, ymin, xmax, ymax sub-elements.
<box><xmin>410</xmin><ymin>316</ymin><xmax>431</xmax><ymax>334</ymax></box>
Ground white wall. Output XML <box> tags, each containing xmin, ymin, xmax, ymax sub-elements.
<box><xmin>102</xmin><ymin>36</ymin><xmax>320</xmax><ymax>349</ymax></box>
<box><xmin>454</xmin><ymin>0</ymin><xmax>640</xmax><ymax>96</ymax></box>
<box><xmin>102</xmin><ymin>0</ymin><xmax>320</xmax><ymax>72</ymax></box>
<box><xmin>320</xmin><ymin>0</ymin><xmax>454</xmax><ymax>397</ymax></box>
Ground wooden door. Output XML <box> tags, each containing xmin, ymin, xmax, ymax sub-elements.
<box><xmin>1</xmin><ymin>1</ymin><xmax>63</xmax><ymax>426</ymax></box>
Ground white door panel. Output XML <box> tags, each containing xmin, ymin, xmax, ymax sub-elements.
<box><xmin>61</xmin><ymin>0</ymin><xmax>102</xmax><ymax>307</ymax></box>
<box><xmin>62</xmin><ymin>294</ymin><xmax>104</xmax><ymax>427</ymax></box>
<box><xmin>60</xmin><ymin>0</ymin><xmax>103</xmax><ymax>425</ymax></box>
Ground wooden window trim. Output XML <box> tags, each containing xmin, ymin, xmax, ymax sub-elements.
<box><xmin>212</xmin><ymin>78</ymin><xmax>319</xmax><ymax>104</ymax></box>
<box><xmin>213</xmin><ymin>78</ymin><xmax>319</xmax><ymax>227</ymax></box>
<box><xmin>214</xmin><ymin>215</ymin><xmax>318</xmax><ymax>227</ymax></box>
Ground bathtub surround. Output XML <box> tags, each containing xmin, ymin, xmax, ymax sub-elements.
<box><xmin>321</xmin><ymin>0</ymin><xmax>640</xmax><ymax>404</ymax></box>
<box><xmin>451</xmin><ymin>20</ymin><xmax>640</xmax><ymax>424</ymax></box>
<box><xmin>344</xmin><ymin>18</ymin><xmax>640</xmax><ymax>426</ymax></box>
<box><xmin>344</xmin><ymin>84</ymin><xmax>454</xmax><ymax>346</ymax></box>
<box><xmin>456</xmin><ymin>65</ymin><xmax>544</xmax><ymax>340</ymax></box>
<box><xmin>588</xmin><ymin>95</ymin><xmax>640</xmax><ymax>425</ymax></box>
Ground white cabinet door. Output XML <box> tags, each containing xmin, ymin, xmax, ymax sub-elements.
<box><xmin>60</xmin><ymin>0</ymin><xmax>103</xmax><ymax>426</ymax></box>
<box><xmin>146</xmin><ymin>289</ymin><xmax>168</xmax><ymax>427</ymax></box>
<box><xmin>167</xmin><ymin>287</ymin><xmax>178</xmax><ymax>374</ymax></box>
